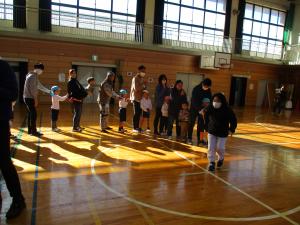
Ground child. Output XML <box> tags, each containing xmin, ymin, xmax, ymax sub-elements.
<box><xmin>197</xmin><ymin>98</ymin><xmax>210</xmax><ymax>146</ymax></box>
<box><xmin>50</xmin><ymin>86</ymin><xmax>68</xmax><ymax>132</ymax></box>
<box><xmin>118</xmin><ymin>89</ymin><xmax>129</xmax><ymax>133</ymax></box>
<box><xmin>178</xmin><ymin>101</ymin><xmax>190</xmax><ymax>142</ymax></box>
<box><xmin>203</xmin><ymin>93</ymin><xmax>237</xmax><ymax>172</ymax></box>
<box><xmin>86</xmin><ymin>77</ymin><xmax>96</xmax><ymax>96</ymax></box>
<box><xmin>160</xmin><ymin>96</ymin><xmax>170</xmax><ymax>135</ymax></box>
<box><xmin>140</xmin><ymin>90</ymin><xmax>152</xmax><ymax>132</ymax></box>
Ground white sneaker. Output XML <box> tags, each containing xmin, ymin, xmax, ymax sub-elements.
<box><xmin>146</xmin><ymin>129</ymin><xmax>151</xmax><ymax>132</ymax></box>
<box><xmin>187</xmin><ymin>139</ymin><xmax>193</xmax><ymax>145</ymax></box>
<box><xmin>132</xmin><ymin>129</ymin><xmax>139</xmax><ymax>133</ymax></box>
<box><xmin>52</xmin><ymin>128</ymin><xmax>61</xmax><ymax>132</ymax></box>
<box><xmin>168</xmin><ymin>136</ymin><xmax>172</xmax><ymax>140</ymax></box>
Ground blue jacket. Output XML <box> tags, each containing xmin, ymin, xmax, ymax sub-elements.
<box><xmin>0</xmin><ymin>60</ymin><xmax>18</xmax><ymax>121</ymax></box>
<box><xmin>155</xmin><ymin>84</ymin><xmax>170</xmax><ymax>108</ymax></box>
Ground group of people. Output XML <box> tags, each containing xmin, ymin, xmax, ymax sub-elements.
<box><xmin>0</xmin><ymin>60</ymin><xmax>238</xmax><ymax>220</ymax></box>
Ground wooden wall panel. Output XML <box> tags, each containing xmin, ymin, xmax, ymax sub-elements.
<box><xmin>0</xmin><ymin>37</ymin><xmax>286</xmax><ymax>106</ymax></box>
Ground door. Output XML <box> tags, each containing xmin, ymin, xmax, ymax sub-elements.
<box><xmin>256</xmin><ymin>80</ymin><xmax>267</xmax><ymax>107</ymax></box>
<box><xmin>176</xmin><ymin>73</ymin><xmax>203</xmax><ymax>101</ymax></box>
<box><xmin>229</xmin><ymin>76</ymin><xmax>248</xmax><ymax>106</ymax></box>
<box><xmin>77</xmin><ymin>66</ymin><xmax>111</xmax><ymax>103</ymax></box>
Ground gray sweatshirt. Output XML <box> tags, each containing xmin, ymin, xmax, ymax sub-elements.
<box><xmin>23</xmin><ymin>72</ymin><xmax>38</xmax><ymax>99</ymax></box>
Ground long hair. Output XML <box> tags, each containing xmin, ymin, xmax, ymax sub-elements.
<box><xmin>211</xmin><ymin>92</ymin><xmax>229</xmax><ymax>109</ymax></box>
<box><xmin>158</xmin><ymin>74</ymin><xmax>167</xmax><ymax>85</ymax></box>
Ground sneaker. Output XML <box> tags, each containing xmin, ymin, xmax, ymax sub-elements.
<box><xmin>52</xmin><ymin>128</ymin><xmax>61</xmax><ymax>132</ymax></box>
<box><xmin>118</xmin><ymin>128</ymin><xmax>124</xmax><ymax>133</ymax></box>
<box><xmin>79</xmin><ymin>126</ymin><xmax>85</xmax><ymax>130</ymax></box>
<box><xmin>6</xmin><ymin>199</ymin><xmax>26</xmax><ymax>219</ymax></box>
<box><xmin>101</xmin><ymin>129</ymin><xmax>109</xmax><ymax>133</ymax></box>
<box><xmin>31</xmin><ymin>131</ymin><xmax>43</xmax><ymax>137</ymax></box>
<box><xmin>217</xmin><ymin>159</ymin><xmax>224</xmax><ymax>168</ymax></box>
<box><xmin>146</xmin><ymin>129</ymin><xmax>151</xmax><ymax>133</ymax></box>
<box><xmin>72</xmin><ymin>128</ymin><xmax>82</xmax><ymax>132</ymax></box>
<box><xmin>168</xmin><ymin>136</ymin><xmax>172</xmax><ymax>140</ymax></box>
<box><xmin>132</xmin><ymin>129</ymin><xmax>139</xmax><ymax>133</ymax></box>
<box><xmin>187</xmin><ymin>139</ymin><xmax>193</xmax><ymax>145</ymax></box>
<box><xmin>208</xmin><ymin>162</ymin><xmax>215</xmax><ymax>172</ymax></box>
<box><xmin>106</xmin><ymin>127</ymin><xmax>113</xmax><ymax>130</ymax></box>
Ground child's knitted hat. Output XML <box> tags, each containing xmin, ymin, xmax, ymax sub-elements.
<box><xmin>50</xmin><ymin>86</ymin><xmax>60</xmax><ymax>96</ymax></box>
<box><xmin>119</xmin><ymin>89</ymin><xmax>127</xmax><ymax>95</ymax></box>
<box><xmin>202</xmin><ymin>98</ymin><xmax>210</xmax><ymax>103</ymax></box>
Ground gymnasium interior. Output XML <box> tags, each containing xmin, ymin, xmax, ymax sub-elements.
<box><xmin>1</xmin><ymin>0</ymin><xmax>300</xmax><ymax>224</ymax></box>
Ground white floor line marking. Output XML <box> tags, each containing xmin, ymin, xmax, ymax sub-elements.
<box><xmin>180</xmin><ymin>172</ymin><xmax>207</xmax><ymax>176</ymax></box>
<box><xmin>171</xmin><ymin>150</ymin><xmax>299</xmax><ymax>225</ymax></box>
<box><xmin>255</xmin><ymin>115</ymin><xmax>300</xmax><ymax>140</ymax></box>
<box><xmin>91</xmin><ymin>145</ymin><xmax>300</xmax><ymax>223</ymax></box>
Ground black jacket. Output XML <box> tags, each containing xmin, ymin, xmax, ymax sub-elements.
<box><xmin>204</xmin><ymin>103</ymin><xmax>237</xmax><ymax>138</ymax></box>
<box><xmin>0</xmin><ymin>60</ymin><xmax>18</xmax><ymax>121</ymax></box>
<box><xmin>169</xmin><ymin>88</ymin><xmax>187</xmax><ymax>117</ymax></box>
<box><xmin>191</xmin><ymin>82</ymin><xmax>212</xmax><ymax>112</ymax></box>
<box><xmin>67</xmin><ymin>78</ymin><xmax>87</xmax><ymax>100</ymax></box>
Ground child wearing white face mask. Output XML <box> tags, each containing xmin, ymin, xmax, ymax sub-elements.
<box><xmin>203</xmin><ymin>93</ymin><xmax>237</xmax><ymax>172</ymax></box>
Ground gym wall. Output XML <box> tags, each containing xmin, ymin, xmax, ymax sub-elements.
<box><xmin>0</xmin><ymin>36</ymin><xmax>285</xmax><ymax>106</ymax></box>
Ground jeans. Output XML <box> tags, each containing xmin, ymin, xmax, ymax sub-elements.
<box><xmin>24</xmin><ymin>98</ymin><xmax>37</xmax><ymax>134</ymax></box>
<box><xmin>72</xmin><ymin>102</ymin><xmax>83</xmax><ymax>129</ymax></box>
<box><xmin>159</xmin><ymin>116</ymin><xmax>168</xmax><ymax>133</ymax></box>
<box><xmin>133</xmin><ymin>101</ymin><xmax>141</xmax><ymax>130</ymax></box>
<box><xmin>0</xmin><ymin>120</ymin><xmax>24</xmax><ymax>201</ymax></box>
<box><xmin>99</xmin><ymin>103</ymin><xmax>110</xmax><ymax>129</ymax></box>
<box><xmin>207</xmin><ymin>133</ymin><xmax>227</xmax><ymax>162</ymax></box>
<box><xmin>167</xmin><ymin>115</ymin><xmax>181</xmax><ymax>137</ymax></box>
<box><xmin>153</xmin><ymin>107</ymin><xmax>162</xmax><ymax>133</ymax></box>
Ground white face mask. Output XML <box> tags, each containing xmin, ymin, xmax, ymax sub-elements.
<box><xmin>140</xmin><ymin>72</ymin><xmax>146</xmax><ymax>77</ymax></box>
<box><xmin>35</xmin><ymin>69</ymin><xmax>43</xmax><ymax>75</ymax></box>
<box><xmin>202</xmin><ymin>86</ymin><xmax>209</xmax><ymax>91</ymax></box>
<box><xmin>213</xmin><ymin>102</ymin><xmax>222</xmax><ymax>109</ymax></box>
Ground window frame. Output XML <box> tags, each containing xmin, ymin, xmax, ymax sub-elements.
<box><xmin>242</xmin><ymin>2</ymin><xmax>286</xmax><ymax>57</ymax></box>
<box><xmin>163</xmin><ymin>0</ymin><xmax>227</xmax><ymax>41</ymax></box>
<box><xmin>51</xmin><ymin>0</ymin><xmax>137</xmax><ymax>32</ymax></box>
<box><xmin>0</xmin><ymin>0</ymin><xmax>13</xmax><ymax>20</ymax></box>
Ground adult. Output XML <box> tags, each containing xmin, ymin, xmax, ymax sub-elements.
<box><xmin>67</xmin><ymin>69</ymin><xmax>87</xmax><ymax>132</ymax></box>
<box><xmin>0</xmin><ymin>59</ymin><xmax>26</xmax><ymax>219</ymax></box>
<box><xmin>187</xmin><ymin>78</ymin><xmax>212</xmax><ymax>144</ymax></box>
<box><xmin>153</xmin><ymin>74</ymin><xmax>170</xmax><ymax>135</ymax></box>
<box><xmin>130</xmin><ymin>65</ymin><xmax>146</xmax><ymax>132</ymax></box>
<box><xmin>97</xmin><ymin>71</ymin><xmax>119</xmax><ymax>132</ymax></box>
<box><xmin>167</xmin><ymin>80</ymin><xmax>187</xmax><ymax>139</ymax></box>
<box><xmin>273</xmin><ymin>84</ymin><xmax>286</xmax><ymax>115</ymax></box>
<box><xmin>23</xmin><ymin>63</ymin><xmax>48</xmax><ymax>136</ymax></box>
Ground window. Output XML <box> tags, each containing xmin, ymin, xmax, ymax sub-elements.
<box><xmin>242</xmin><ymin>3</ymin><xmax>286</xmax><ymax>58</ymax></box>
<box><xmin>0</xmin><ymin>0</ymin><xmax>13</xmax><ymax>20</ymax></box>
<box><xmin>163</xmin><ymin>0</ymin><xmax>227</xmax><ymax>44</ymax></box>
<box><xmin>51</xmin><ymin>0</ymin><xmax>137</xmax><ymax>34</ymax></box>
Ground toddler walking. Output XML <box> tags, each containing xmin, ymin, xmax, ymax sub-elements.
<box><xmin>118</xmin><ymin>89</ymin><xmax>129</xmax><ymax>133</ymax></box>
<box><xmin>140</xmin><ymin>90</ymin><xmax>152</xmax><ymax>132</ymax></box>
<box><xmin>50</xmin><ymin>86</ymin><xmax>68</xmax><ymax>132</ymax></box>
<box><xmin>179</xmin><ymin>102</ymin><xmax>190</xmax><ymax>142</ymax></box>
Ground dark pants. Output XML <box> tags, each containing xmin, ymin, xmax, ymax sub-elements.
<box><xmin>153</xmin><ymin>107</ymin><xmax>162</xmax><ymax>133</ymax></box>
<box><xmin>273</xmin><ymin>99</ymin><xmax>284</xmax><ymax>114</ymax></box>
<box><xmin>159</xmin><ymin>116</ymin><xmax>168</xmax><ymax>133</ymax></box>
<box><xmin>133</xmin><ymin>101</ymin><xmax>141</xmax><ymax>130</ymax></box>
<box><xmin>167</xmin><ymin>115</ymin><xmax>181</xmax><ymax>137</ymax></box>
<box><xmin>0</xmin><ymin>120</ymin><xmax>24</xmax><ymax>201</ymax></box>
<box><xmin>72</xmin><ymin>102</ymin><xmax>83</xmax><ymax>129</ymax></box>
<box><xmin>188</xmin><ymin>109</ymin><xmax>199</xmax><ymax>140</ymax></box>
<box><xmin>197</xmin><ymin>115</ymin><xmax>205</xmax><ymax>141</ymax></box>
<box><xmin>51</xmin><ymin>109</ymin><xmax>59</xmax><ymax>122</ymax></box>
<box><xmin>24</xmin><ymin>98</ymin><xmax>37</xmax><ymax>134</ymax></box>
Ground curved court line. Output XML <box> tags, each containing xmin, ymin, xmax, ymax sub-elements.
<box><xmin>91</xmin><ymin>146</ymin><xmax>300</xmax><ymax>223</ymax></box>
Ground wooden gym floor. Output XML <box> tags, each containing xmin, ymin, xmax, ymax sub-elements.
<box><xmin>1</xmin><ymin>104</ymin><xmax>300</xmax><ymax>225</ymax></box>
